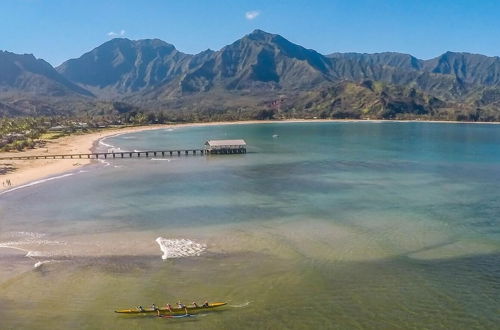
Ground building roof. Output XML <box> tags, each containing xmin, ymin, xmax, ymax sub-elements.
<box><xmin>205</xmin><ymin>139</ymin><xmax>246</xmax><ymax>146</ymax></box>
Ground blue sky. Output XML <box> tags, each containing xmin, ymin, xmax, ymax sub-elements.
<box><xmin>1</xmin><ymin>0</ymin><xmax>500</xmax><ymax>66</ymax></box>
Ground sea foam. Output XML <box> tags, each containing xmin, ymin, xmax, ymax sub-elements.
<box><xmin>7</xmin><ymin>231</ymin><xmax>45</xmax><ymax>239</ymax></box>
<box><xmin>97</xmin><ymin>159</ymin><xmax>111</xmax><ymax>167</ymax></box>
<box><xmin>33</xmin><ymin>260</ymin><xmax>52</xmax><ymax>268</ymax></box>
<box><xmin>230</xmin><ymin>301</ymin><xmax>251</xmax><ymax>308</ymax></box>
<box><xmin>98</xmin><ymin>140</ymin><xmax>115</xmax><ymax>148</ymax></box>
<box><xmin>155</xmin><ymin>237</ymin><xmax>206</xmax><ymax>260</ymax></box>
<box><xmin>151</xmin><ymin>158</ymin><xmax>172</xmax><ymax>161</ymax></box>
<box><xmin>0</xmin><ymin>231</ymin><xmax>65</xmax><ymax>268</ymax></box>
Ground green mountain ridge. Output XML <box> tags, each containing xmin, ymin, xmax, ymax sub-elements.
<box><xmin>1</xmin><ymin>30</ymin><xmax>500</xmax><ymax>120</ymax></box>
<box><xmin>0</xmin><ymin>50</ymin><xmax>93</xmax><ymax>97</ymax></box>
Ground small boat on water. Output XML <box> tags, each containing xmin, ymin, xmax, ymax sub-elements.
<box><xmin>115</xmin><ymin>302</ymin><xmax>227</xmax><ymax>315</ymax></box>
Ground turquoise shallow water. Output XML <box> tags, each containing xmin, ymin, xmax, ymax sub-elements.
<box><xmin>0</xmin><ymin>122</ymin><xmax>499</xmax><ymax>329</ymax></box>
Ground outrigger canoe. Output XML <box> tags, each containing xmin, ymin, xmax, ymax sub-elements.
<box><xmin>115</xmin><ymin>302</ymin><xmax>227</xmax><ymax>315</ymax></box>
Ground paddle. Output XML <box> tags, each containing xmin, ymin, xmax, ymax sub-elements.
<box><xmin>159</xmin><ymin>314</ymin><xmax>194</xmax><ymax>319</ymax></box>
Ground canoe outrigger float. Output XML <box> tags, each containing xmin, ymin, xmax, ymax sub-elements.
<box><xmin>115</xmin><ymin>302</ymin><xmax>227</xmax><ymax>315</ymax></box>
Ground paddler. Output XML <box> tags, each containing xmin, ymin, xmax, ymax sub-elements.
<box><xmin>151</xmin><ymin>304</ymin><xmax>159</xmax><ymax>317</ymax></box>
<box><xmin>202</xmin><ymin>301</ymin><xmax>209</xmax><ymax>308</ymax></box>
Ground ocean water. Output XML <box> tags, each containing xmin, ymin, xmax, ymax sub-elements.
<box><xmin>0</xmin><ymin>122</ymin><xmax>499</xmax><ymax>329</ymax></box>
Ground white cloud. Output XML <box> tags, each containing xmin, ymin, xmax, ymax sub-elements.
<box><xmin>245</xmin><ymin>10</ymin><xmax>260</xmax><ymax>20</ymax></box>
<box><xmin>107</xmin><ymin>29</ymin><xmax>126</xmax><ymax>37</ymax></box>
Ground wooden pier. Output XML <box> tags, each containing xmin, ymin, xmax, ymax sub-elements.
<box><xmin>0</xmin><ymin>139</ymin><xmax>247</xmax><ymax>161</ymax></box>
<box><xmin>0</xmin><ymin>149</ymin><xmax>208</xmax><ymax>161</ymax></box>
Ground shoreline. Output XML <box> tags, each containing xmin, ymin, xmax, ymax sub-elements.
<box><xmin>1</xmin><ymin>118</ymin><xmax>499</xmax><ymax>193</ymax></box>
<box><xmin>0</xmin><ymin>125</ymin><xmax>174</xmax><ymax>193</ymax></box>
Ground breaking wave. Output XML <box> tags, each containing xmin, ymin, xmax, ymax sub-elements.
<box><xmin>98</xmin><ymin>138</ymin><xmax>128</xmax><ymax>154</ymax></box>
<box><xmin>155</xmin><ymin>237</ymin><xmax>206</xmax><ymax>260</ymax></box>
<box><xmin>99</xmin><ymin>140</ymin><xmax>115</xmax><ymax>148</ymax></box>
<box><xmin>0</xmin><ymin>231</ymin><xmax>66</xmax><ymax>267</ymax></box>
<box><xmin>33</xmin><ymin>260</ymin><xmax>52</xmax><ymax>268</ymax></box>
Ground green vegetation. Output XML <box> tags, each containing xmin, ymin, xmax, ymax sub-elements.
<box><xmin>0</xmin><ymin>116</ymin><xmax>94</xmax><ymax>151</ymax></box>
<box><xmin>0</xmin><ymin>112</ymin><xmax>188</xmax><ymax>152</ymax></box>
<box><xmin>2</xmin><ymin>31</ymin><xmax>500</xmax><ymax>123</ymax></box>
<box><xmin>39</xmin><ymin>132</ymin><xmax>65</xmax><ymax>140</ymax></box>
<box><xmin>0</xmin><ymin>117</ymin><xmax>45</xmax><ymax>151</ymax></box>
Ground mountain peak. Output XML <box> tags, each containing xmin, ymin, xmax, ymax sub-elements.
<box><xmin>245</xmin><ymin>29</ymin><xmax>277</xmax><ymax>42</ymax></box>
<box><xmin>250</xmin><ymin>29</ymin><xmax>271</xmax><ymax>35</ymax></box>
<box><xmin>0</xmin><ymin>50</ymin><xmax>92</xmax><ymax>98</ymax></box>
<box><xmin>57</xmin><ymin>36</ymin><xmax>189</xmax><ymax>93</ymax></box>
<box><xmin>0</xmin><ymin>50</ymin><xmax>37</xmax><ymax>61</ymax></box>
<box><xmin>101</xmin><ymin>37</ymin><xmax>131</xmax><ymax>46</ymax></box>
<box><xmin>102</xmin><ymin>37</ymin><xmax>175</xmax><ymax>51</ymax></box>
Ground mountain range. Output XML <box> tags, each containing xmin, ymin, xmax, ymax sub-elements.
<box><xmin>1</xmin><ymin>29</ymin><xmax>500</xmax><ymax>121</ymax></box>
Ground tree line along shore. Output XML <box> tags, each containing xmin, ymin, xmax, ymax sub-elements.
<box><xmin>3</xmin><ymin>108</ymin><xmax>500</xmax><ymax>154</ymax></box>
